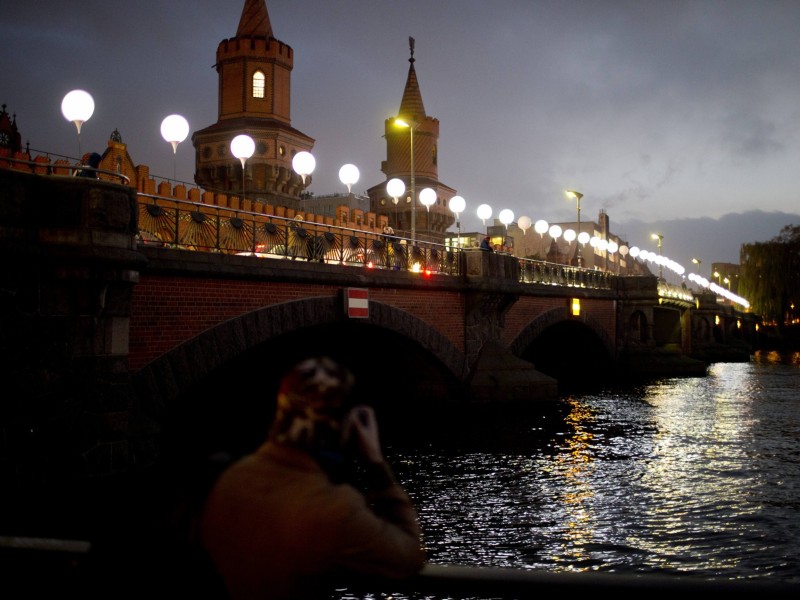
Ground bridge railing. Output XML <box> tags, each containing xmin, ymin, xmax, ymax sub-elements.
<box><xmin>517</xmin><ymin>256</ymin><xmax>614</xmax><ymax>290</ymax></box>
<box><xmin>136</xmin><ymin>193</ymin><xmax>462</xmax><ymax>275</ymax></box>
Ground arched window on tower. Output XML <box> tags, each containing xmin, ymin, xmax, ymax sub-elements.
<box><xmin>253</xmin><ymin>71</ymin><xmax>265</xmax><ymax>99</ymax></box>
<box><xmin>432</xmin><ymin>144</ymin><xmax>437</xmax><ymax>166</ymax></box>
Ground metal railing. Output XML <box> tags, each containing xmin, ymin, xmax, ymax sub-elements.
<box><xmin>137</xmin><ymin>193</ymin><xmax>461</xmax><ymax>275</ymax></box>
<box><xmin>517</xmin><ymin>256</ymin><xmax>614</xmax><ymax>290</ymax></box>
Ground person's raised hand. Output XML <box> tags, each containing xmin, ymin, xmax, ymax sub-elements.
<box><xmin>343</xmin><ymin>405</ymin><xmax>384</xmax><ymax>464</ymax></box>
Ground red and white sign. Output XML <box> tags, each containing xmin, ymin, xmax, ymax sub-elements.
<box><xmin>345</xmin><ymin>287</ymin><xmax>369</xmax><ymax>318</ymax></box>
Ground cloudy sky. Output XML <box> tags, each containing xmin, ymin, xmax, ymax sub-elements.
<box><xmin>3</xmin><ymin>0</ymin><xmax>799</xmax><ymax>276</ymax></box>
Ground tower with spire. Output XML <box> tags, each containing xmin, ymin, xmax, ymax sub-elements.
<box><xmin>368</xmin><ymin>37</ymin><xmax>456</xmax><ymax>243</ymax></box>
<box><xmin>192</xmin><ymin>0</ymin><xmax>314</xmax><ymax>208</ymax></box>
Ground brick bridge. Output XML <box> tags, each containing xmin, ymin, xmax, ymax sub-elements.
<box><xmin>0</xmin><ymin>167</ymin><xmax>757</xmax><ymax>492</ymax></box>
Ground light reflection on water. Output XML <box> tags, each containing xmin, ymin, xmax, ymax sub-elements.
<box><xmin>386</xmin><ymin>352</ymin><xmax>800</xmax><ymax>583</ymax></box>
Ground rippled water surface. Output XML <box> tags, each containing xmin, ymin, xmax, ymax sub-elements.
<box><xmin>385</xmin><ymin>351</ymin><xmax>800</xmax><ymax>584</ymax></box>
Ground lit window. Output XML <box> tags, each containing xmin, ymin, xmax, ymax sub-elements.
<box><xmin>253</xmin><ymin>71</ymin><xmax>265</xmax><ymax>98</ymax></box>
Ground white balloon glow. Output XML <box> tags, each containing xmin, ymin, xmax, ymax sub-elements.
<box><xmin>387</xmin><ymin>178</ymin><xmax>405</xmax><ymax>202</ymax></box>
<box><xmin>518</xmin><ymin>215</ymin><xmax>532</xmax><ymax>234</ymax></box>
<box><xmin>339</xmin><ymin>164</ymin><xmax>360</xmax><ymax>192</ymax></box>
<box><xmin>419</xmin><ymin>187</ymin><xmax>437</xmax><ymax>210</ymax></box>
<box><xmin>160</xmin><ymin>114</ymin><xmax>190</xmax><ymax>153</ymax></box>
<box><xmin>292</xmin><ymin>151</ymin><xmax>316</xmax><ymax>184</ymax></box>
<box><xmin>448</xmin><ymin>195</ymin><xmax>465</xmax><ymax>216</ymax></box>
<box><xmin>499</xmin><ymin>209</ymin><xmax>514</xmax><ymax>227</ymax></box>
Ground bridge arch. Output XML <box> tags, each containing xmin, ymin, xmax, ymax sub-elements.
<box><xmin>508</xmin><ymin>307</ymin><xmax>617</xmax><ymax>388</ymax></box>
<box><xmin>131</xmin><ymin>296</ymin><xmax>470</xmax><ymax>464</ymax></box>
<box><xmin>132</xmin><ymin>295</ymin><xmax>468</xmax><ymax>416</ymax></box>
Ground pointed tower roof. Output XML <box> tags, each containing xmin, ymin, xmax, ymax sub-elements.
<box><xmin>237</xmin><ymin>0</ymin><xmax>273</xmax><ymax>38</ymax></box>
<box><xmin>398</xmin><ymin>36</ymin><xmax>426</xmax><ymax>119</ymax></box>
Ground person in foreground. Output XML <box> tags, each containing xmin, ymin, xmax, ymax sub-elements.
<box><xmin>199</xmin><ymin>356</ymin><xmax>427</xmax><ymax>600</ymax></box>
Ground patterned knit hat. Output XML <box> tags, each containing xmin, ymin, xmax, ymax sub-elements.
<box><xmin>268</xmin><ymin>357</ymin><xmax>355</xmax><ymax>450</ymax></box>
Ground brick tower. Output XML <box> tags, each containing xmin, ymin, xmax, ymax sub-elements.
<box><xmin>192</xmin><ymin>0</ymin><xmax>314</xmax><ymax>209</ymax></box>
<box><xmin>368</xmin><ymin>37</ymin><xmax>456</xmax><ymax>243</ymax></box>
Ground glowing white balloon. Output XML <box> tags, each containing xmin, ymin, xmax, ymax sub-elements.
<box><xmin>448</xmin><ymin>195</ymin><xmax>465</xmax><ymax>216</ymax></box>
<box><xmin>339</xmin><ymin>163</ymin><xmax>360</xmax><ymax>193</ymax></box>
<box><xmin>387</xmin><ymin>178</ymin><xmax>405</xmax><ymax>202</ymax></box>
<box><xmin>292</xmin><ymin>151</ymin><xmax>316</xmax><ymax>184</ymax></box>
<box><xmin>160</xmin><ymin>114</ymin><xmax>190</xmax><ymax>153</ymax></box>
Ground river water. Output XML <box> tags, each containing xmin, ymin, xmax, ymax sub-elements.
<box><xmin>384</xmin><ymin>350</ymin><xmax>800</xmax><ymax>586</ymax></box>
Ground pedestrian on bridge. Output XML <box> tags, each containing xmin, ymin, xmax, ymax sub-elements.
<box><xmin>199</xmin><ymin>356</ymin><xmax>427</xmax><ymax>600</ymax></box>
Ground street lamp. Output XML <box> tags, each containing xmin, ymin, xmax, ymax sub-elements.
<box><xmin>386</xmin><ymin>178</ymin><xmax>405</xmax><ymax>230</ymax></box>
<box><xmin>231</xmin><ymin>134</ymin><xmax>255</xmax><ymax>207</ymax></box>
<box><xmin>160</xmin><ymin>114</ymin><xmax>189</xmax><ymax>180</ymax></box>
<box><xmin>713</xmin><ymin>270</ymin><xmax>722</xmax><ymax>285</ymax></box>
<box><xmin>565</xmin><ymin>190</ymin><xmax>584</xmax><ymax>266</ymax></box>
<box><xmin>651</xmin><ymin>233</ymin><xmax>664</xmax><ymax>280</ymax></box>
<box><xmin>691</xmin><ymin>257</ymin><xmax>703</xmax><ymax>277</ymax></box>
<box><xmin>61</xmin><ymin>89</ymin><xmax>94</xmax><ymax>157</ymax></box>
<box><xmin>448</xmin><ymin>195</ymin><xmax>465</xmax><ymax>246</ymax></box>
<box><xmin>394</xmin><ymin>118</ymin><xmax>419</xmax><ymax>243</ymax></box>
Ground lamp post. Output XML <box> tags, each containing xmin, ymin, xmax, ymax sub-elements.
<box><xmin>448</xmin><ymin>195</ymin><xmax>465</xmax><ymax>247</ymax></box>
<box><xmin>651</xmin><ymin>233</ymin><xmax>664</xmax><ymax>280</ymax></box>
<box><xmin>61</xmin><ymin>89</ymin><xmax>94</xmax><ymax>157</ymax></box>
<box><xmin>394</xmin><ymin>118</ymin><xmax>419</xmax><ymax>244</ymax></box>
<box><xmin>691</xmin><ymin>257</ymin><xmax>703</xmax><ymax>278</ymax></box>
<box><xmin>713</xmin><ymin>270</ymin><xmax>722</xmax><ymax>286</ymax></box>
<box><xmin>387</xmin><ymin>178</ymin><xmax>405</xmax><ymax>230</ymax></box>
<box><xmin>565</xmin><ymin>190</ymin><xmax>584</xmax><ymax>266</ymax></box>
<box><xmin>160</xmin><ymin>114</ymin><xmax>189</xmax><ymax>181</ymax></box>
<box><xmin>231</xmin><ymin>134</ymin><xmax>255</xmax><ymax>208</ymax></box>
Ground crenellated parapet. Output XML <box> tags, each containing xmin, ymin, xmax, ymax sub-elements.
<box><xmin>217</xmin><ymin>34</ymin><xmax>293</xmax><ymax>66</ymax></box>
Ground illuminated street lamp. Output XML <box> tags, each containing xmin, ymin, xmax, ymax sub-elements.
<box><xmin>387</xmin><ymin>178</ymin><xmax>405</xmax><ymax>230</ymax></box>
<box><xmin>231</xmin><ymin>134</ymin><xmax>255</xmax><ymax>206</ymax></box>
<box><xmin>160</xmin><ymin>114</ymin><xmax>189</xmax><ymax>180</ymax></box>
<box><xmin>565</xmin><ymin>190</ymin><xmax>584</xmax><ymax>266</ymax></box>
<box><xmin>61</xmin><ymin>89</ymin><xmax>94</xmax><ymax>156</ymax></box>
<box><xmin>448</xmin><ymin>195</ymin><xmax>465</xmax><ymax>245</ymax></box>
<box><xmin>691</xmin><ymin>257</ymin><xmax>703</xmax><ymax>277</ymax></box>
<box><xmin>713</xmin><ymin>270</ymin><xmax>722</xmax><ymax>285</ymax></box>
<box><xmin>651</xmin><ymin>233</ymin><xmax>664</xmax><ymax>280</ymax></box>
<box><xmin>394</xmin><ymin>118</ymin><xmax>419</xmax><ymax>243</ymax></box>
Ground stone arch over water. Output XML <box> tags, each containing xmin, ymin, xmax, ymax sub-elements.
<box><xmin>508</xmin><ymin>307</ymin><xmax>617</xmax><ymax>388</ymax></box>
